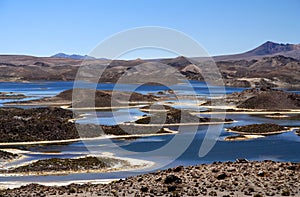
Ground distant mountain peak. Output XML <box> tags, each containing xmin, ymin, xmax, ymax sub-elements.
<box><xmin>51</xmin><ymin>53</ymin><xmax>96</xmax><ymax>60</ymax></box>
<box><xmin>246</xmin><ymin>41</ymin><xmax>300</xmax><ymax>56</ymax></box>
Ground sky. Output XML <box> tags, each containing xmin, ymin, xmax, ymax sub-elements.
<box><xmin>0</xmin><ymin>0</ymin><xmax>299</xmax><ymax>59</ymax></box>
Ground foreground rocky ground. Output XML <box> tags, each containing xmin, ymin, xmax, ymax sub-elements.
<box><xmin>1</xmin><ymin>160</ymin><xmax>299</xmax><ymax>196</ymax></box>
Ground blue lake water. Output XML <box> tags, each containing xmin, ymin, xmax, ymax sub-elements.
<box><xmin>0</xmin><ymin>81</ymin><xmax>299</xmax><ymax>185</ymax></box>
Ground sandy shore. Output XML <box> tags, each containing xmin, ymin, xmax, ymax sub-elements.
<box><xmin>226</xmin><ymin>127</ymin><xmax>294</xmax><ymax>135</ymax></box>
<box><xmin>192</xmin><ymin>110</ymin><xmax>300</xmax><ymax>115</ymax></box>
<box><xmin>123</xmin><ymin>121</ymin><xmax>233</xmax><ymax>127</ymax></box>
<box><xmin>1</xmin><ymin>160</ymin><xmax>299</xmax><ymax>196</ymax></box>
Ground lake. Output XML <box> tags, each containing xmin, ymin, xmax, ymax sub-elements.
<box><xmin>0</xmin><ymin>81</ymin><xmax>299</xmax><ymax>186</ymax></box>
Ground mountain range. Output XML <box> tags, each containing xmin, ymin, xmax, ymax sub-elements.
<box><xmin>0</xmin><ymin>41</ymin><xmax>299</xmax><ymax>88</ymax></box>
<box><xmin>52</xmin><ymin>41</ymin><xmax>300</xmax><ymax>61</ymax></box>
<box><xmin>213</xmin><ymin>41</ymin><xmax>300</xmax><ymax>61</ymax></box>
<box><xmin>51</xmin><ymin>53</ymin><xmax>96</xmax><ymax>60</ymax></box>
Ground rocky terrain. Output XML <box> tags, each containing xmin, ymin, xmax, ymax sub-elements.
<box><xmin>1</xmin><ymin>42</ymin><xmax>300</xmax><ymax>88</ymax></box>
<box><xmin>0</xmin><ymin>107</ymin><xmax>90</xmax><ymax>142</ymax></box>
<box><xmin>1</xmin><ymin>160</ymin><xmax>299</xmax><ymax>196</ymax></box>
<box><xmin>136</xmin><ymin>105</ymin><xmax>232</xmax><ymax>124</ymax></box>
<box><xmin>0</xmin><ymin>92</ymin><xmax>26</xmax><ymax>99</ymax></box>
<box><xmin>100</xmin><ymin>125</ymin><xmax>172</xmax><ymax>135</ymax></box>
<box><xmin>6</xmin><ymin>89</ymin><xmax>158</xmax><ymax>108</ymax></box>
<box><xmin>227</xmin><ymin>123</ymin><xmax>289</xmax><ymax>135</ymax></box>
<box><xmin>227</xmin><ymin>88</ymin><xmax>300</xmax><ymax>110</ymax></box>
<box><xmin>1</xmin><ymin>156</ymin><xmax>128</xmax><ymax>175</ymax></box>
<box><xmin>0</xmin><ymin>150</ymin><xmax>18</xmax><ymax>161</ymax></box>
<box><xmin>75</xmin><ymin>123</ymin><xmax>174</xmax><ymax>136</ymax></box>
<box><xmin>218</xmin><ymin>55</ymin><xmax>300</xmax><ymax>88</ymax></box>
<box><xmin>0</xmin><ymin>106</ymin><xmax>181</xmax><ymax>143</ymax></box>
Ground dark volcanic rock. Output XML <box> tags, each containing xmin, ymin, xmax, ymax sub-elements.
<box><xmin>216</xmin><ymin>172</ymin><xmax>227</xmax><ymax>180</ymax></box>
<box><xmin>229</xmin><ymin>123</ymin><xmax>288</xmax><ymax>135</ymax></box>
<box><xmin>0</xmin><ymin>92</ymin><xmax>27</xmax><ymax>99</ymax></box>
<box><xmin>0</xmin><ymin>107</ymin><xmax>80</xmax><ymax>142</ymax></box>
<box><xmin>7</xmin><ymin>89</ymin><xmax>158</xmax><ymax>108</ymax></box>
<box><xmin>2</xmin><ymin>156</ymin><xmax>127</xmax><ymax>174</ymax></box>
<box><xmin>136</xmin><ymin>105</ymin><xmax>231</xmax><ymax>124</ymax></box>
<box><xmin>140</xmin><ymin>186</ymin><xmax>148</xmax><ymax>192</ymax></box>
<box><xmin>0</xmin><ymin>107</ymin><xmax>175</xmax><ymax>143</ymax></box>
<box><xmin>164</xmin><ymin>175</ymin><xmax>182</xmax><ymax>184</ymax></box>
<box><xmin>228</xmin><ymin>88</ymin><xmax>300</xmax><ymax>110</ymax></box>
<box><xmin>0</xmin><ymin>150</ymin><xmax>18</xmax><ymax>161</ymax></box>
<box><xmin>100</xmin><ymin>125</ymin><xmax>173</xmax><ymax>135</ymax></box>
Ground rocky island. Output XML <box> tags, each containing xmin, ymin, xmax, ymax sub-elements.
<box><xmin>0</xmin><ymin>92</ymin><xmax>27</xmax><ymax>99</ymax></box>
<box><xmin>227</xmin><ymin>88</ymin><xmax>300</xmax><ymax>110</ymax></box>
<box><xmin>1</xmin><ymin>156</ymin><xmax>130</xmax><ymax>176</ymax></box>
<box><xmin>224</xmin><ymin>123</ymin><xmax>294</xmax><ymax>141</ymax></box>
<box><xmin>227</xmin><ymin>123</ymin><xmax>290</xmax><ymax>135</ymax></box>
<box><xmin>0</xmin><ymin>106</ymin><xmax>180</xmax><ymax>143</ymax></box>
<box><xmin>0</xmin><ymin>107</ymin><xmax>83</xmax><ymax>142</ymax></box>
<box><xmin>136</xmin><ymin>105</ymin><xmax>233</xmax><ymax>125</ymax></box>
<box><xmin>0</xmin><ymin>150</ymin><xmax>18</xmax><ymax>161</ymax></box>
<box><xmin>5</xmin><ymin>89</ymin><xmax>158</xmax><ymax>108</ymax></box>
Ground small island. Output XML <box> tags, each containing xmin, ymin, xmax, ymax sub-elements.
<box><xmin>227</xmin><ymin>88</ymin><xmax>300</xmax><ymax>110</ymax></box>
<box><xmin>1</xmin><ymin>156</ymin><xmax>130</xmax><ymax>176</ymax></box>
<box><xmin>0</xmin><ymin>92</ymin><xmax>27</xmax><ymax>99</ymax></box>
<box><xmin>4</xmin><ymin>89</ymin><xmax>158</xmax><ymax>108</ymax></box>
<box><xmin>0</xmin><ymin>150</ymin><xmax>18</xmax><ymax>161</ymax></box>
<box><xmin>227</xmin><ymin>123</ymin><xmax>290</xmax><ymax>135</ymax></box>
<box><xmin>0</xmin><ymin>107</ymin><xmax>178</xmax><ymax>144</ymax></box>
<box><xmin>135</xmin><ymin>105</ymin><xmax>233</xmax><ymax>125</ymax></box>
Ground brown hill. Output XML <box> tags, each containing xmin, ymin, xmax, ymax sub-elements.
<box><xmin>228</xmin><ymin>88</ymin><xmax>300</xmax><ymax>110</ymax></box>
<box><xmin>218</xmin><ymin>55</ymin><xmax>300</xmax><ymax>88</ymax></box>
<box><xmin>1</xmin><ymin>42</ymin><xmax>300</xmax><ymax>88</ymax></box>
<box><xmin>213</xmin><ymin>41</ymin><xmax>300</xmax><ymax>61</ymax></box>
<box><xmin>5</xmin><ymin>89</ymin><xmax>158</xmax><ymax>108</ymax></box>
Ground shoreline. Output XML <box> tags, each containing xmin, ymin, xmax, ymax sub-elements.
<box><xmin>1</xmin><ymin>160</ymin><xmax>299</xmax><ymax>196</ymax></box>
<box><xmin>122</xmin><ymin>121</ymin><xmax>233</xmax><ymax>127</ymax></box>
<box><xmin>0</xmin><ymin>153</ymin><xmax>155</xmax><ymax>177</ymax></box>
<box><xmin>0</xmin><ymin>128</ymin><xmax>178</xmax><ymax>146</ymax></box>
<box><xmin>0</xmin><ymin>178</ymin><xmax>119</xmax><ymax>190</ymax></box>
<box><xmin>225</xmin><ymin>127</ymin><xmax>295</xmax><ymax>135</ymax></box>
<box><xmin>192</xmin><ymin>110</ymin><xmax>300</xmax><ymax>115</ymax></box>
<box><xmin>224</xmin><ymin>134</ymin><xmax>266</xmax><ymax>141</ymax></box>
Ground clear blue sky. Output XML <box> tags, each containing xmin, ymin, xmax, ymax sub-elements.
<box><xmin>0</xmin><ymin>0</ymin><xmax>299</xmax><ymax>58</ymax></box>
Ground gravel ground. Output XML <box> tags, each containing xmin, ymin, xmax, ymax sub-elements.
<box><xmin>1</xmin><ymin>160</ymin><xmax>299</xmax><ymax>196</ymax></box>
